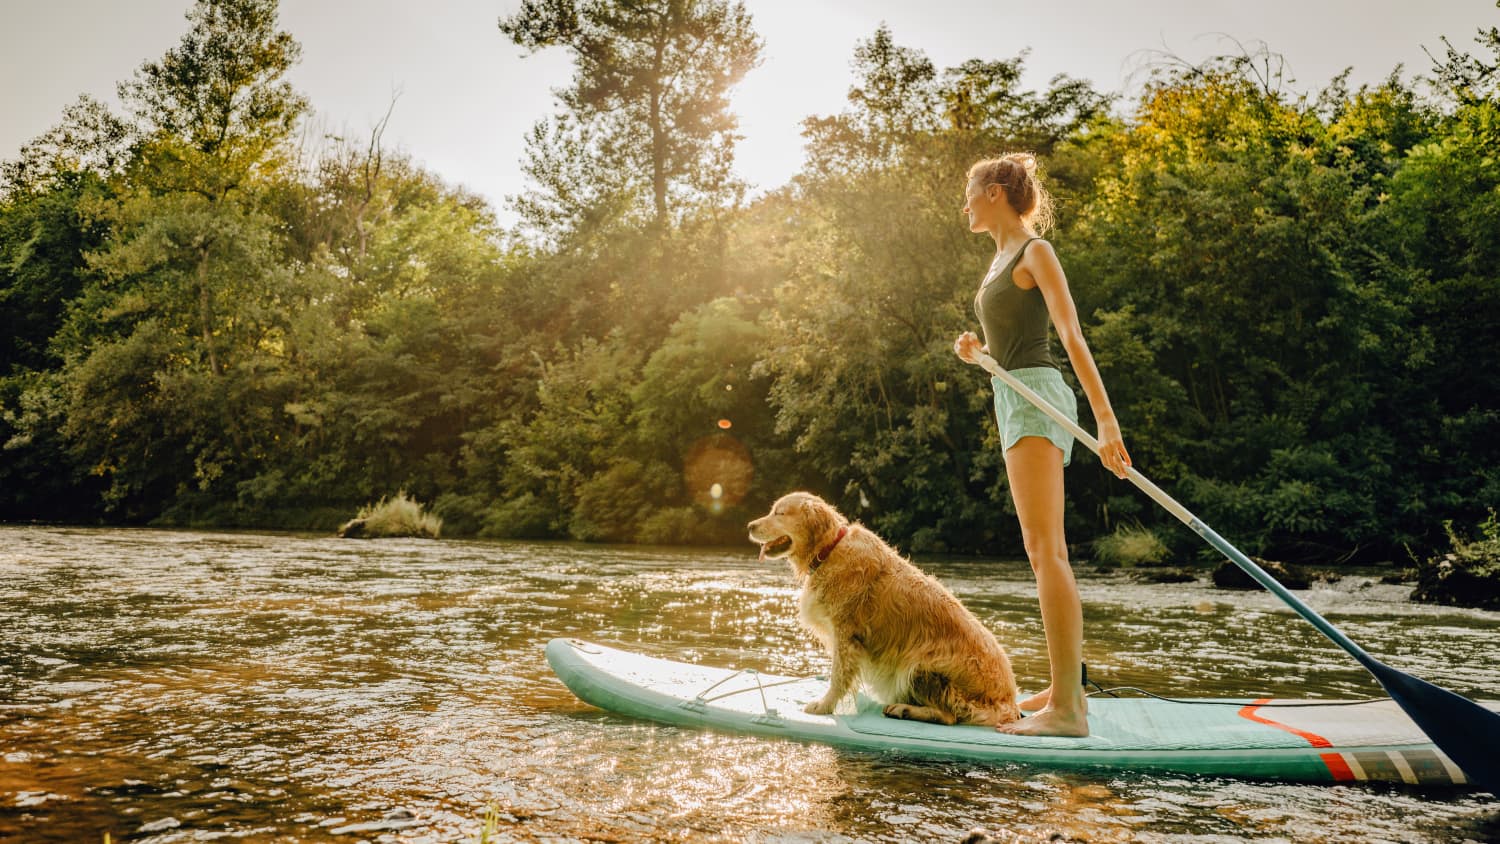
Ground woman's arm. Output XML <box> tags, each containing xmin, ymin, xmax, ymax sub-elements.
<box><xmin>1017</xmin><ymin>241</ymin><xmax>1132</xmax><ymax>478</ymax></box>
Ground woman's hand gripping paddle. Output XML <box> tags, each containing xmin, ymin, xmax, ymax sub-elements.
<box><xmin>971</xmin><ymin>350</ymin><xmax>1500</xmax><ymax>793</ymax></box>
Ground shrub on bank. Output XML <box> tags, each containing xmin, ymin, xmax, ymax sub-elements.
<box><xmin>479</xmin><ymin>493</ymin><xmax>557</xmax><ymax>539</ymax></box>
<box><xmin>339</xmin><ymin>491</ymin><xmax>442</xmax><ymax>539</ymax></box>
<box><xmin>635</xmin><ymin>506</ymin><xmax>702</xmax><ymax>545</ymax></box>
<box><xmin>1411</xmin><ymin>512</ymin><xmax>1500</xmax><ymax>610</ymax></box>
<box><xmin>431</xmin><ymin>492</ymin><xmax>487</xmax><ymax>537</ymax></box>
<box><xmin>1091</xmin><ymin>524</ymin><xmax>1171</xmax><ymax>568</ymax></box>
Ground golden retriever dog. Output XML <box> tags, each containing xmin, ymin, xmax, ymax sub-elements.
<box><xmin>747</xmin><ymin>491</ymin><xmax>1021</xmax><ymax>726</ymax></box>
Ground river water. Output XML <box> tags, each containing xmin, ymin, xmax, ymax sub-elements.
<box><xmin>1</xmin><ymin>526</ymin><xmax>1497</xmax><ymax>842</ymax></box>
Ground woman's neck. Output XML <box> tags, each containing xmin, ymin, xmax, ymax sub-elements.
<box><xmin>992</xmin><ymin>223</ymin><xmax>1035</xmax><ymax>255</ymax></box>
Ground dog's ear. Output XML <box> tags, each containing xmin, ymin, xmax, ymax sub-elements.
<box><xmin>799</xmin><ymin>496</ymin><xmax>838</xmax><ymax>548</ymax></box>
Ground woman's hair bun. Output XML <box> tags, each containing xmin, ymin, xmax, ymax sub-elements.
<box><xmin>965</xmin><ymin>152</ymin><xmax>1053</xmax><ymax>234</ymax></box>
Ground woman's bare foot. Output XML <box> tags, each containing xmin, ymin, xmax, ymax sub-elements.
<box><xmin>1018</xmin><ymin>686</ymin><xmax>1051</xmax><ymax>712</ymax></box>
<box><xmin>996</xmin><ymin>705</ymin><xmax>1089</xmax><ymax>737</ymax></box>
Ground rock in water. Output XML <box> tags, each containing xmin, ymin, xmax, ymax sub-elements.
<box><xmin>1211</xmin><ymin>557</ymin><xmax>1311</xmax><ymax>590</ymax></box>
<box><xmin>1411</xmin><ymin>542</ymin><xmax>1500</xmax><ymax>609</ymax></box>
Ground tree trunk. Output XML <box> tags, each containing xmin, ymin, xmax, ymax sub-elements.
<box><xmin>197</xmin><ymin>248</ymin><xmax>219</xmax><ymax>375</ymax></box>
<box><xmin>649</xmin><ymin>22</ymin><xmax>668</xmax><ymax>229</ymax></box>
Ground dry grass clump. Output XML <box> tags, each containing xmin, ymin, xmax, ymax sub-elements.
<box><xmin>339</xmin><ymin>491</ymin><xmax>442</xmax><ymax>539</ymax></box>
<box><xmin>1091</xmin><ymin>524</ymin><xmax>1170</xmax><ymax>567</ymax></box>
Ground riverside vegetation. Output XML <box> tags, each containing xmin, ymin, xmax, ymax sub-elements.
<box><xmin>337</xmin><ymin>490</ymin><xmax>442</xmax><ymax>539</ymax></box>
<box><xmin>2</xmin><ymin>1</ymin><xmax>1498</xmax><ymax>596</ymax></box>
<box><xmin>1411</xmin><ymin>510</ymin><xmax>1500</xmax><ymax>609</ymax></box>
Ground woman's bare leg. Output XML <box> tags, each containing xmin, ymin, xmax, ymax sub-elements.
<box><xmin>996</xmin><ymin>436</ymin><xmax>1088</xmax><ymax>737</ymax></box>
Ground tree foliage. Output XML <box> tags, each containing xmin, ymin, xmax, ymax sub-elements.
<box><xmin>2</xmin><ymin>3</ymin><xmax>1496</xmax><ymax>564</ymax></box>
<box><xmin>499</xmin><ymin>0</ymin><xmax>763</xmax><ymax>235</ymax></box>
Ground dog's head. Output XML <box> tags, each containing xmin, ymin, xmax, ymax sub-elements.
<box><xmin>747</xmin><ymin>492</ymin><xmax>844</xmax><ymax>570</ymax></box>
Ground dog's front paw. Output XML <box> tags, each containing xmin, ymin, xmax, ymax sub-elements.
<box><xmin>883</xmin><ymin>703</ymin><xmax>912</xmax><ymax>719</ymax></box>
<box><xmin>804</xmin><ymin>698</ymin><xmax>836</xmax><ymax>715</ymax></box>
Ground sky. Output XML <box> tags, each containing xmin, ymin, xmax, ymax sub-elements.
<box><xmin>2</xmin><ymin>0</ymin><xmax>1496</xmax><ymax>227</ymax></box>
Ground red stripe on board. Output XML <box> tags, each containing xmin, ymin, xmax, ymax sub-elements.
<box><xmin>1320</xmin><ymin>752</ymin><xmax>1357</xmax><ymax>781</ymax></box>
<box><xmin>1237</xmin><ymin>697</ymin><xmax>1333</xmax><ymax>748</ymax></box>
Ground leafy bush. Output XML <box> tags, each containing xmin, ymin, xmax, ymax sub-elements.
<box><xmin>635</xmin><ymin>506</ymin><xmax>703</xmax><ymax>545</ymax></box>
<box><xmin>432</xmin><ymin>492</ymin><xmax>487</xmax><ymax>537</ymax></box>
<box><xmin>339</xmin><ymin>491</ymin><xmax>442</xmax><ymax>539</ymax></box>
<box><xmin>568</xmin><ymin>459</ymin><xmax>677</xmax><ymax>542</ymax></box>
<box><xmin>479</xmin><ymin>493</ymin><xmax>557</xmax><ymax>539</ymax></box>
<box><xmin>1091</xmin><ymin>524</ymin><xmax>1171</xmax><ymax>567</ymax></box>
<box><xmin>1411</xmin><ymin>511</ymin><xmax>1500</xmax><ymax>609</ymax></box>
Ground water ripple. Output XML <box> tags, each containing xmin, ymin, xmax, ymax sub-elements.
<box><xmin>0</xmin><ymin>526</ymin><xmax>1496</xmax><ymax>842</ymax></box>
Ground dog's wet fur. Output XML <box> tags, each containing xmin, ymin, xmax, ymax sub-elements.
<box><xmin>748</xmin><ymin>491</ymin><xmax>1022</xmax><ymax>726</ymax></box>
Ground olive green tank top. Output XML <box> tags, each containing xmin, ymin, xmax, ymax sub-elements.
<box><xmin>972</xmin><ymin>237</ymin><xmax>1059</xmax><ymax>371</ymax></box>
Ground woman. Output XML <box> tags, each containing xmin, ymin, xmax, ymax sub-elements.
<box><xmin>954</xmin><ymin>152</ymin><xmax>1130</xmax><ymax>737</ymax></box>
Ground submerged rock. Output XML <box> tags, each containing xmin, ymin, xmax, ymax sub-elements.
<box><xmin>1134</xmin><ymin>567</ymin><xmax>1198</xmax><ymax>584</ymax></box>
<box><xmin>1211</xmin><ymin>557</ymin><xmax>1312</xmax><ymax>590</ymax></box>
<box><xmin>1310</xmin><ymin>569</ymin><xmax>1344</xmax><ymax>585</ymax></box>
<box><xmin>1380</xmin><ymin>568</ymin><xmax>1418</xmax><ymax>585</ymax></box>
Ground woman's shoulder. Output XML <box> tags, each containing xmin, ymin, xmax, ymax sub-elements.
<box><xmin>1018</xmin><ymin>237</ymin><xmax>1059</xmax><ymax>267</ymax></box>
<box><xmin>1014</xmin><ymin>238</ymin><xmax>1062</xmax><ymax>290</ymax></box>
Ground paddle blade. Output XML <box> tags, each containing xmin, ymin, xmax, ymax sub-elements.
<box><xmin>1370</xmin><ymin>660</ymin><xmax>1500</xmax><ymax>793</ymax></box>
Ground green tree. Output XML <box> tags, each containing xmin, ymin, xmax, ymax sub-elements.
<box><xmin>120</xmin><ymin>0</ymin><xmax>306</xmax><ymax>199</ymax></box>
<box><xmin>499</xmin><ymin>0</ymin><xmax>764</xmax><ymax>236</ymax></box>
<box><xmin>1057</xmin><ymin>54</ymin><xmax>1493</xmax><ymax>560</ymax></box>
<box><xmin>1</xmin><ymin>95</ymin><xmax>130</xmax><ymax>375</ymax></box>
<box><xmin>0</xmin><ymin>174</ymin><xmax>112</xmax><ymax>375</ymax></box>
<box><xmin>38</xmin><ymin>0</ymin><xmax>309</xmax><ymax>519</ymax></box>
<box><xmin>1372</xmin><ymin>81</ymin><xmax>1500</xmax><ymax>544</ymax></box>
<box><xmin>798</xmin><ymin>23</ymin><xmax>940</xmax><ymax>177</ymax></box>
<box><xmin>486</xmin><ymin>334</ymin><xmax>646</xmax><ymax>538</ymax></box>
<box><xmin>0</xmin><ymin>95</ymin><xmax>131</xmax><ymax>522</ymax></box>
<box><xmin>628</xmin><ymin>297</ymin><xmax>791</xmax><ymax>536</ymax></box>
<box><xmin>0</xmin><ymin>95</ymin><xmax>131</xmax><ymax>198</ymax></box>
<box><xmin>801</xmin><ymin>25</ymin><xmax>1109</xmax><ymax>181</ymax></box>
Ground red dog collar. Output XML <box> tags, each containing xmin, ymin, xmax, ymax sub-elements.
<box><xmin>811</xmin><ymin>526</ymin><xmax>849</xmax><ymax>570</ymax></box>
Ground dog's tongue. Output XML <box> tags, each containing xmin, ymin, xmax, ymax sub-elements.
<box><xmin>758</xmin><ymin>543</ymin><xmax>767</xmax><ymax>562</ymax></box>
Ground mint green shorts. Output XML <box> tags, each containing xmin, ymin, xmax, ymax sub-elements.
<box><xmin>991</xmin><ymin>367</ymin><xmax>1078</xmax><ymax>467</ymax></box>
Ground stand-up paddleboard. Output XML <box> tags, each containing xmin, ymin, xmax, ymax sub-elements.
<box><xmin>547</xmin><ymin>638</ymin><xmax>1487</xmax><ymax>786</ymax></box>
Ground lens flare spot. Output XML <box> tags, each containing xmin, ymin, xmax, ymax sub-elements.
<box><xmin>725</xmin><ymin>384</ymin><xmax>733</xmax><ymax>391</ymax></box>
<box><xmin>684</xmin><ymin>434</ymin><xmax>753</xmax><ymax>511</ymax></box>
<box><xmin>717</xmin><ymin>419</ymin><xmax>732</xmax><ymax>429</ymax></box>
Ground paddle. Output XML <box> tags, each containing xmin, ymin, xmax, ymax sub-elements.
<box><xmin>971</xmin><ymin>350</ymin><xmax>1500</xmax><ymax>793</ymax></box>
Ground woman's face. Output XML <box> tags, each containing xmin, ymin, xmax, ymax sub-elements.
<box><xmin>962</xmin><ymin>178</ymin><xmax>999</xmax><ymax>233</ymax></box>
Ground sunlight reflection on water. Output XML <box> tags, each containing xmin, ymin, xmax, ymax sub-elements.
<box><xmin>0</xmin><ymin>526</ymin><xmax>1497</xmax><ymax>842</ymax></box>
